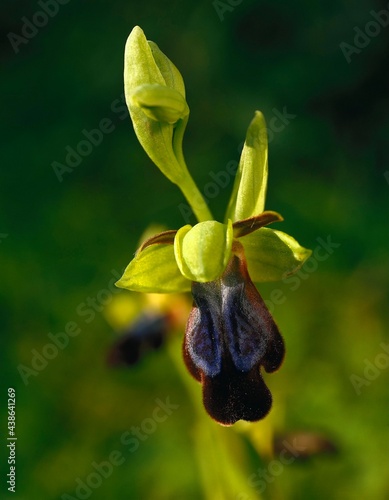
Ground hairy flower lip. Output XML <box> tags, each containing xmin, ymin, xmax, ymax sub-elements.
<box><xmin>183</xmin><ymin>249</ymin><xmax>285</xmax><ymax>425</ymax></box>
<box><xmin>201</xmin><ymin>355</ymin><xmax>273</xmax><ymax>426</ymax></box>
<box><xmin>183</xmin><ymin>338</ymin><xmax>274</xmax><ymax>426</ymax></box>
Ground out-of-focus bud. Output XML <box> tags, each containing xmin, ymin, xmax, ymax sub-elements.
<box><xmin>107</xmin><ymin>312</ymin><xmax>170</xmax><ymax>367</ymax></box>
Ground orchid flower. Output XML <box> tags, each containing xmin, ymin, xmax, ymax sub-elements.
<box><xmin>116</xmin><ymin>26</ymin><xmax>311</xmax><ymax>426</ymax></box>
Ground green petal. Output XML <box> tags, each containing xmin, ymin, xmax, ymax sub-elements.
<box><xmin>138</xmin><ymin>229</ymin><xmax>177</xmax><ymax>252</ymax></box>
<box><xmin>226</xmin><ymin>111</ymin><xmax>268</xmax><ymax>222</ymax></box>
<box><xmin>116</xmin><ymin>244</ymin><xmax>191</xmax><ymax>293</ymax></box>
<box><xmin>174</xmin><ymin>221</ymin><xmax>233</xmax><ymax>282</ymax></box>
<box><xmin>240</xmin><ymin>228</ymin><xmax>312</xmax><ymax>282</ymax></box>
<box><xmin>232</xmin><ymin>210</ymin><xmax>283</xmax><ymax>238</ymax></box>
<box><xmin>131</xmin><ymin>84</ymin><xmax>189</xmax><ymax>124</ymax></box>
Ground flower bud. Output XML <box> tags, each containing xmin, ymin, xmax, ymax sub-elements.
<box><xmin>124</xmin><ymin>26</ymin><xmax>189</xmax><ymax>184</ymax></box>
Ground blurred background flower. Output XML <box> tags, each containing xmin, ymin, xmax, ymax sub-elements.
<box><xmin>1</xmin><ymin>1</ymin><xmax>389</xmax><ymax>499</ymax></box>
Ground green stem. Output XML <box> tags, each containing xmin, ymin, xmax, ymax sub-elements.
<box><xmin>173</xmin><ymin>116</ymin><xmax>213</xmax><ymax>223</ymax></box>
<box><xmin>172</xmin><ymin>115</ymin><xmax>189</xmax><ymax>172</ymax></box>
<box><xmin>179</xmin><ymin>174</ymin><xmax>213</xmax><ymax>223</ymax></box>
<box><xmin>166</xmin><ymin>336</ymin><xmax>262</xmax><ymax>500</ymax></box>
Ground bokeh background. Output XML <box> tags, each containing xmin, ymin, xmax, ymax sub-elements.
<box><xmin>1</xmin><ymin>0</ymin><xmax>389</xmax><ymax>498</ymax></box>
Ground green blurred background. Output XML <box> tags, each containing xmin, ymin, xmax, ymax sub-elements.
<box><xmin>1</xmin><ymin>0</ymin><xmax>388</xmax><ymax>498</ymax></box>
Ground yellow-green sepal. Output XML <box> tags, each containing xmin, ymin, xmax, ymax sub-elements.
<box><xmin>226</xmin><ymin>111</ymin><xmax>268</xmax><ymax>222</ymax></box>
<box><xmin>174</xmin><ymin>220</ymin><xmax>233</xmax><ymax>282</ymax></box>
<box><xmin>124</xmin><ymin>27</ymin><xmax>165</xmax><ymax>89</ymax></box>
<box><xmin>116</xmin><ymin>244</ymin><xmax>191</xmax><ymax>293</ymax></box>
<box><xmin>239</xmin><ymin>228</ymin><xmax>312</xmax><ymax>282</ymax></box>
<box><xmin>148</xmin><ymin>40</ymin><xmax>186</xmax><ymax>97</ymax></box>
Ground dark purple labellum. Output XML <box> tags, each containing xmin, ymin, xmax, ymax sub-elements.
<box><xmin>183</xmin><ymin>249</ymin><xmax>285</xmax><ymax>425</ymax></box>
